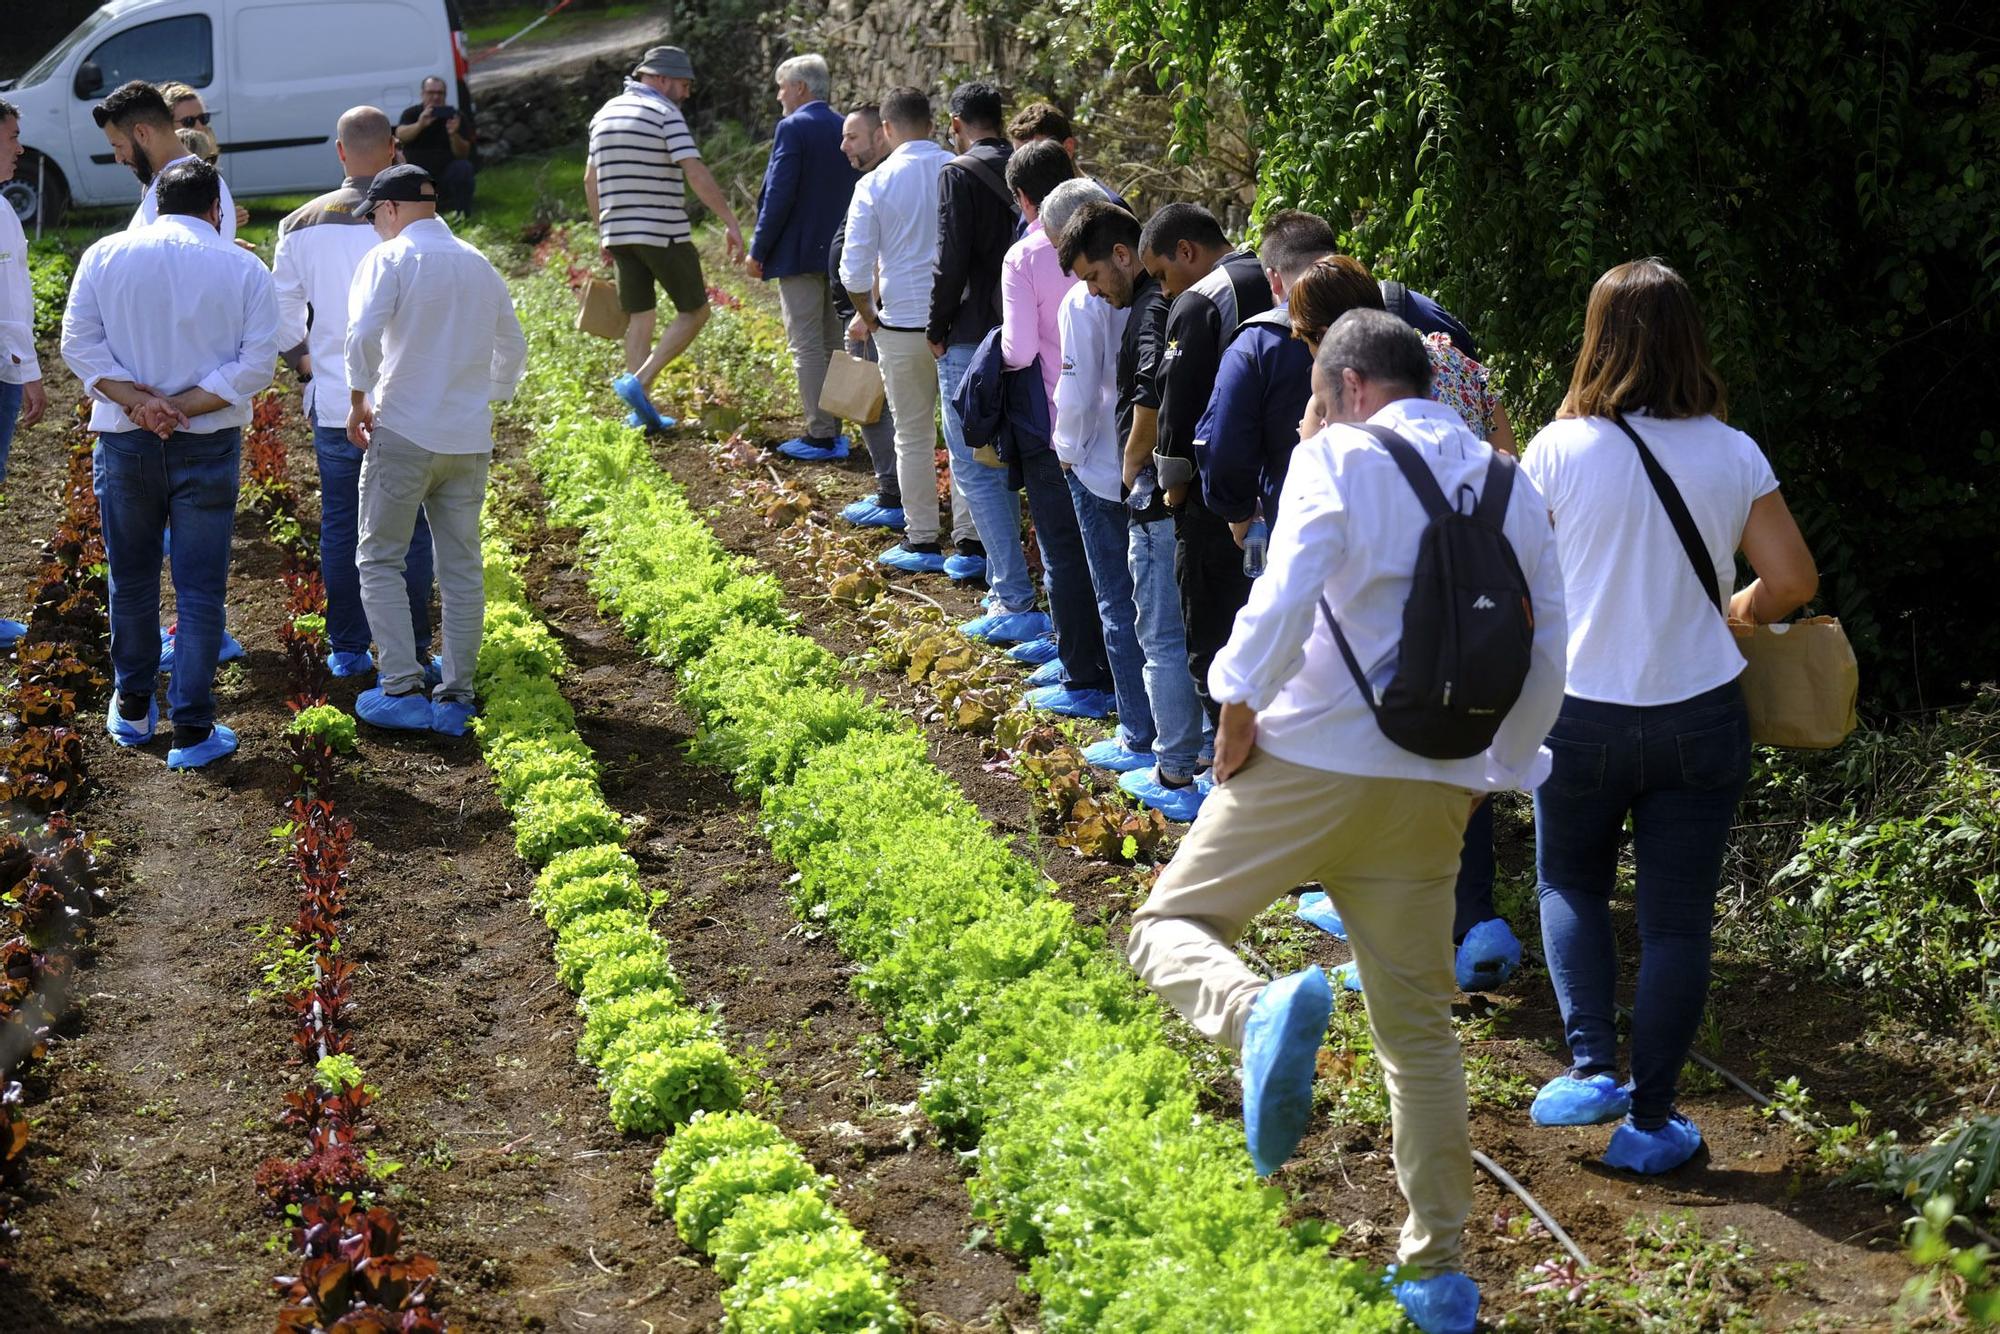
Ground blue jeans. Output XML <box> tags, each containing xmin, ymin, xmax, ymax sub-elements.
<box><xmin>937</xmin><ymin>343</ymin><xmax>1032</xmax><ymax>609</ymax></box>
<box><xmin>1534</xmin><ymin>682</ymin><xmax>1751</xmax><ymax>1129</ymax></box>
<box><xmin>0</xmin><ymin>381</ymin><xmax>20</xmax><ymax>483</ymax></box>
<box><xmin>1126</xmin><ymin>514</ymin><xmax>1207</xmax><ymax>779</ymax></box>
<box><xmin>95</xmin><ymin>428</ymin><xmax>242</xmax><ymax>730</ymax></box>
<box><xmin>1017</xmin><ymin>449</ymin><xmax>1109</xmax><ymax>690</ymax></box>
<box><xmin>315</xmin><ymin>424</ymin><xmax>433</xmax><ymax>656</ymax></box>
<box><xmin>1068</xmin><ymin>472</ymin><xmax>1153</xmax><ymax>746</ymax></box>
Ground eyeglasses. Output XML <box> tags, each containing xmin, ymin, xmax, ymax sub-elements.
<box><xmin>177</xmin><ymin>112</ymin><xmax>213</xmax><ymax>128</ymax></box>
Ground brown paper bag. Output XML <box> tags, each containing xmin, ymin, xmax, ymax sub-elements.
<box><xmin>819</xmin><ymin>350</ymin><xmax>885</xmax><ymax>425</ymax></box>
<box><xmin>575</xmin><ymin>275</ymin><xmax>628</xmax><ymax>340</ymax></box>
<box><xmin>1737</xmin><ymin>616</ymin><xmax>1858</xmax><ymax>749</ymax></box>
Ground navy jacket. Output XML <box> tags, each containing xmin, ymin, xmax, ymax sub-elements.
<box><xmin>951</xmin><ymin>325</ymin><xmax>1051</xmax><ymax>489</ymax></box>
<box><xmin>1194</xmin><ymin>307</ymin><xmax>1312</xmax><ymax>526</ymax></box>
<box><xmin>1382</xmin><ymin>280</ymin><xmax>1478</xmax><ymax>361</ymax></box>
<box><xmin>751</xmin><ymin>101</ymin><xmax>858</xmax><ymax>279</ymax></box>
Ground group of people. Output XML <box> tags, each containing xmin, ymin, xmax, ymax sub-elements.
<box><xmin>0</xmin><ymin>78</ymin><xmax>521</xmax><ymax>769</ymax></box>
<box><xmin>577</xmin><ymin>57</ymin><xmax>1821</xmax><ymax>1334</ymax></box>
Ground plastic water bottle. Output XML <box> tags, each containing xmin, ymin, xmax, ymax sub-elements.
<box><xmin>1242</xmin><ymin>517</ymin><xmax>1269</xmax><ymax>578</ymax></box>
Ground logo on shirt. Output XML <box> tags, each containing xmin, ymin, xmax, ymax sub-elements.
<box><xmin>1472</xmin><ymin>595</ymin><xmax>1497</xmax><ymax>610</ymax></box>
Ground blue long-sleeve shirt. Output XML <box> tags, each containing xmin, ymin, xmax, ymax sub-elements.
<box><xmin>1193</xmin><ymin>310</ymin><xmax>1314</xmax><ymax>526</ymax></box>
<box><xmin>750</xmin><ymin>101</ymin><xmax>858</xmax><ymax>279</ymax></box>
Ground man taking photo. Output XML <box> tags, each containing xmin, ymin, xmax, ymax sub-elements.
<box><xmin>395</xmin><ymin>76</ymin><xmax>476</xmax><ymax>214</ymax></box>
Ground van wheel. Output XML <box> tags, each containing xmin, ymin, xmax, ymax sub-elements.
<box><xmin>2</xmin><ymin>153</ymin><xmax>70</xmax><ymax>228</ymax></box>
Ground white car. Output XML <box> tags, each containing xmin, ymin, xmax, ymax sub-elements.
<box><xmin>3</xmin><ymin>0</ymin><xmax>473</xmax><ymax>223</ymax></box>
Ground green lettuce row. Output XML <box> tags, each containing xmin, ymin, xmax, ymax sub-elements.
<box><xmin>504</xmin><ymin>258</ymin><xmax>1401</xmax><ymax>1332</ymax></box>
<box><xmin>471</xmin><ymin>523</ymin><xmax>907</xmax><ymax>1332</ymax></box>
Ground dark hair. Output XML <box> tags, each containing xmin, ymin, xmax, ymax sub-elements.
<box><xmin>1259</xmin><ymin>208</ymin><xmax>1340</xmax><ymax>281</ymax></box>
<box><xmin>1315</xmin><ymin>308</ymin><xmax>1432</xmax><ymax>398</ymax></box>
<box><xmin>948</xmin><ymin>81</ymin><xmax>1003</xmax><ymax>133</ymax></box>
<box><xmin>880</xmin><ymin>86</ymin><xmax>931</xmax><ymax>132</ymax></box>
<box><xmin>1057</xmin><ymin>198</ymin><xmax>1141</xmax><ymax>272</ymax></box>
<box><xmin>1004</xmin><ymin>138</ymin><xmax>1074</xmax><ymax>211</ymax></box>
<box><xmin>1007</xmin><ymin>101</ymin><xmax>1072</xmax><ymax>144</ymax></box>
<box><xmin>1138</xmin><ymin>201</ymin><xmax>1227</xmax><ymax>260</ymax></box>
<box><xmin>93</xmin><ymin>80</ymin><xmax>173</xmax><ymax>132</ymax></box>
<box><xmin>154</xmin><ymin>158</ymin><xmax>223</xmax><ymax>218</ymax></box>
<box><xmin>848</xmin><ymin>103</ymin><xmax>882</xmax><ymax>131</ymax></box>
<box><xmin>0</xmin><ymin>98</ymin><xmax>19</xmax><ymax>123</ymax></box>
<box><xmin>1560</xmin><ymin>258</ymin><xmax>1727</xmax><ymax>421</ymax></box>
<box><xmin>1287</xmin><ymin>255</ymin><xmax>1385</xmax><ymax>346</ymax></box>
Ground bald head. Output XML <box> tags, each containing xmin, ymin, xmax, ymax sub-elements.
<box><xmin>336</xmin><ymin>106</ymin><xmax>396</xmax><ymax>176</ymax></box>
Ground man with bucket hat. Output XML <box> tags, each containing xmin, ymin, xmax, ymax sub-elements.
<box><xmin>343</xmin><ymin>164</ymin><xmax>527</xmax><ymax>738</ymax></box>
<box><xmin>585</xmin><ymin>45</ymin><xmax>747</xmax><ymax>432</ymax></box>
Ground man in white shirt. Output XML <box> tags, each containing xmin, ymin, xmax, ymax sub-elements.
<box><xmin>344</xmin><ymin>165</ymin><xmax>527</xmax><ymax>738</ymax></box>
<box><xmin>61</xmin><ymin>160</ymin><xmax>279</xmax><ymax>770</ymax></box>
<box><xmin>839</xmin><ymin>86</ymin><xmax>955</xmax><ymax>574</ymax></box>
<box><xmin>92</xmin><ymin>81</ymin><xmax>237</xmax><ymax>244</ymax></box>
<box><xmin>272</xmin><ymin>107</ymin><xmax>435</xmax><ymax>682</ymax></box>
<box><xmin>1123</xmin><ymin>310</ymin><xmax>1567</xmax><ymax>1334</ymax></box>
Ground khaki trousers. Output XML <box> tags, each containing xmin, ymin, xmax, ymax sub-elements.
<box><xmin>777</xmin><ymin>273</ymin><xmax>844</xmax><ymax>441</ymax></box>
<box><xmin>872</xmin><ymin>327</ymin><xmax>944</xmax><ymax>546</ymax></box>
<box><xmin>1126</xmin><ymin>747</ymin><xmax>1474</xmax><ymax>1271</ymax></box>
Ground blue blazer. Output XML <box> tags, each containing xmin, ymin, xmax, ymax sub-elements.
<box><xmin>951</xmin><ymin>326</ymin><xmax>1051</xmax><ymax>490</ymax></box>
<box><xmin>750</xmin><ymin>101</ymin><xmax>858</xmax><ymax>279</ymax></box>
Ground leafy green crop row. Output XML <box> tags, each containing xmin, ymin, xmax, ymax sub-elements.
<box><xmin>505</xmin><ymin>256</ymin><xmax>1400</xmax><ymax>1330</ymax></box>
<box><xmin>471</xmin><ymin>526</ymin><xmax>906</xmax><ymax>1331</ymax></box>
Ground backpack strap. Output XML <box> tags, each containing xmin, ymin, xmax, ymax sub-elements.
<box><xmin>1473</xmin><ymin>449</ymin><xmax>1518</xmax><ymax>527</ymax></box>
<box><xmin>1319</xmin><ymin>596</ymin><xmax>1383</xmax><ymax>713</ymax></box>
<box><xmin>1380</xmin><ymin>279</ymin><xmax>1409</xmax><ymax>323</ymax></box>
<box><xmin>1613</xmin><ymin>413</ymin><xmax>1724</xmax><ymax>614</ymax></box>
<box><xmin>1357</xmin><ymin>423</ymin><xmax>1450</xmax><ymax>520</ymax></box>
<box><xmin>950</xmin><ymin>151</ymin><xmax>1017</xmax><ymax>213</ymax></box>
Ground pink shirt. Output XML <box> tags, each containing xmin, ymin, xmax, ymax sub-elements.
<box><xmin>999</xmin><ymin>225</ymin><xmax>1078</xmax><ymax>422</ymax></box>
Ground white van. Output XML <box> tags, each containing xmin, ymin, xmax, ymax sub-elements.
<box><xmin>2</xmin><ymin>0</ymin><xmax>472</xmax><ymax>222</ymax></box>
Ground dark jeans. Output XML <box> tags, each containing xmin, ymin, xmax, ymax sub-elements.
<box><xmin>314</xmin><ymin>424</ymin><xmax>433</xmax><ymax>656</ymax></box>
<box><xmin>0</xmin><ymin>380</ymin><xmax>20</xmax><ymax>482</ymax></box>
<box><xmin>95</xmin><ymin>428</ymin><xmax>242</xmax><ymax>730</ymax></box>
<box><xmin>1534</xmin><ymin>682</ymin><xmax>1751</xmax><ymax>1129</ymax></box>
<box><xmin>1017</xmin><ymin>448</ymin><xmax>1110</xmax><ymax>691</ymax></box>
<box><xmin>439</xmin><ymin>158</ymin><xmax>476</xmax><ymax>213</ymax></box>
<box><xmin>1174</xmin><ymin>497</ymin><xmax>1253</xmax><ymax>722</ymax></box>
<box><xmin>1452</xmin><ymin>796</ymin><xmax>1497</xmax><ymax>943</ymax></box>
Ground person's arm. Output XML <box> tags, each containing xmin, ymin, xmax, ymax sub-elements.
<box><xmin>838</xmin><ymin>188</ymin><xmax>880</xmax><ymax>335</ymax></box>
<box><xmin>583</xmin><ymin>159</ymin><xmax>612</xmax><ymax>268</ymax></box>
<box><xmin>1154</xmin><ymin>296</ymin><xmax>1220</xmax><ymax>504</ymax></box>
<box><xmin>927</xmin><ymin>166</ymin><xmax>972</xmax><ymax>347</ymax></box>
<box><xmin>1052</xmin><ymin>295</ymin><xmax>1090</xmax><ymax>467</ymax></box>
<box><xmin>1195</xmin><ymin>339</ymin><xmax>1265</xmax><ymax>526</ymax></box>
<box><xmin>1121</xmin><ymin>294</ymin><xmax>1165</xmax><ymax>486</ymax></box>
<box><xmin>488</xmin><ymin>274</ymin><xmax>529</xmax><ymax>401</ymax></box>
<box><xmin>1122</xmin><ymin>406</ymin><xmax>1158</xmax><ymax>487</ymax></box>
<box><xmin>446</xmin><ymin>113</ymin><xmax>472</xmax><ymax>160</ymax></box>
<box><xmin>394</xmin><ymin>109</ymin><xmax>428</xmax><ymax>145</ymax></box>
<box><xmin>343</xmin><ymin>250</ymin><xmax>396</xmax><ymax>445</ymax></box>
<box><xmin>1731</xmin><ymin>489</ymin><xmax>1818</xmax><ymax>625</ymax></box>
<box><xmin>1488</xmin><ymin>398</ymin><xmax>1519</xmax><ymax>456</ymax></box>
<box><xmin>270</xmin><ymin>228</ymin><xmax>311</xmax><ymax>374</ymax></box>
<box><xmin>998</xmin><ymin>245</ymin><xmax>1035</xmax><ymax>371</ymax></box>
<box><xmin>1483</xmin><ymin>476</ymin><xmax>1569</xmax><ymax>790</ymax></box>
<box><xmin>172</xmin><ymin>261</ymin><xmax>279</xmax><ymax>418</ymax></box>
<box><xmin>828</xmin><ymin>220</ymin><xmax>856</xmax><ymax>324</ymax></box>
<box><xmin>748</xmin><ymin>118</ymin><xmax>801</xmax><ymax>277</ymax></box>
<box><xmin>679</xmin><ymin>156</ymin><xmax>744</xmax><ymax>263</ymax></box>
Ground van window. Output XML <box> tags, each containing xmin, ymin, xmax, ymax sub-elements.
<box><xmin>83</xmin><ymin>16</ymin><xmax>215</xmax><ymax>95</ymax></box>
<box><xmin>235</xmin><ymin>4</ymin><xmax>433</xmax><ymax>84</ymax></box>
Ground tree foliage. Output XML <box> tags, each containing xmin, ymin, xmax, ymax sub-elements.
<box><xmin>1099</xmin><ymin>0</ymin><xmax>2000</xmax><ymax>703</ymax></box>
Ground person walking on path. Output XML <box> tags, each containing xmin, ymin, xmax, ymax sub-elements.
<box><xmin>395</xmin><ymin>76</ymin><xmax>476</xmax><ymax>215</ymax></box>
<box><xmin>747</xmin><ymin>55</ymin><xmax>860</xmax><ymax>463</ymax></box>
<box><xmin>272</xmin><ymin>107</ymin><xmax>437</xmax><ymax>683</ymax></box>
<box><xmin>1520</xmin><ymin>259</ymin><xmax>1818</xmax><ymax>1172</ymax></box>
<box><xmin>1126</xmin><ymin>310</ymin><xmax>1567</xmax><ymax>1334</ymax></box>
<box><xmin>343</xmin><ymin>165</ymin><xmax>526</xmax><ymax>737</ymax></box>
<box><xmin>93</xmin><ymin>81</ymin><xmax>238</xmax><ymax>244</ymax></box>
<box><xmin>827</xmin><ymin>106</ymin><xmax>903</xmax><ymax>530</ymax></box>
<box><xmin>61</xmin><ymin>159</ymin><xmax>279</xmax><ymax>769</ymax></box>
<box><xmin>585</xmin><ymin>46</ymin><xmax>745</xmax><ymax>434</ymax></box>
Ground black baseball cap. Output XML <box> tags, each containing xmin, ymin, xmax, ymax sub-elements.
<box><xmin>357</xmin><ymin>164</ymin><xmax>437</xmax><ymax>217</ymax></box>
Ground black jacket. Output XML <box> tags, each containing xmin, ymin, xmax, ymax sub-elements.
<box><xmin>927</xmin><ymin>138</ymin><xmax>1018</xmax><ymax>347</ymax></box>
<box><xmin>1153</xmin><ymin>249</ymin><xmax>1272</xmax><ymax>492</ymax></box>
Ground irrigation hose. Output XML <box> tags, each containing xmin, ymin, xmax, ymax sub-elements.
<box><xmin>1473</xmin><ymin>1149</ymin><xmax>1592</xmax><ymax>1269</ymax></box>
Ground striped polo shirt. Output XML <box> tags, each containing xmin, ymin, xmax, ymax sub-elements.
<box><xmin>588</xmin><ymin>80</ymin><xmax>701</xmax><ymax>247</ymax></box>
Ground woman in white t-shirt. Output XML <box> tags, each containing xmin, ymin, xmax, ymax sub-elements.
<box><xmin>1519</xmin><ymin>259</ymin><xmax>1818</xmax><ymax>1175</ymax></box>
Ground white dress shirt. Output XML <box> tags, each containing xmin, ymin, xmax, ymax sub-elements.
<box><xmin>1210</xmin><ymin>397</ymin><xmax>1568</xmax><ymax>792</ymax></box>
<box><xmin>837</xmin><ymin>138</ymin><xmax>951</xmax><ymax>330</ymax></box>
<box><xmin>61</xmin><ymin>215</ymin><xmax>279</xmax><ymax>434</ymax></box>
<box><xmin>0</xmin><ymin>204</ymin><xmax>38</xmax><ymax>386</ymax></box>
<box><xmin>344</xmin><ymin>217</ymin><xmax>527</xmax><ymax>454</ymax></box>
<box><xmin>271</xmin><ymin>177</ymin><xmax>382</xmax><ymax>428</ymax></box>
<box><xmin>132</xmin><ymin>154</ymin><xmax>237</xmax><ymax>243</ymax></box>
<box><xmin>1054</xmin><ymin>282</ymin><xmax>1127</xmax><ymax>503</ymax></box>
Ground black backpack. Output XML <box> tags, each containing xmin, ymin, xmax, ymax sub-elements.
<box><xmin>1319</xmin><ymin>424</ymin><xmax>1535</xmax><ymax>760</ymax></box>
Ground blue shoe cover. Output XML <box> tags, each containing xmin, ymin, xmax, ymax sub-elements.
<box><xmin>613</xmin><ymin>373</ymin><xmax>674</xmax><ymax>432</ymax></box>
<box><xmin>1241</xmin><ymin>965</ymin><xmax>1331</xmax><ymax>1175</ymax></box>
<box><xmin>1604</xmin><ymin>1112</ymin><xmax>1704</xmax><ymax>1174</ymax></box>
<box><xmin>219</xmin><ymin>630</ymin><xmax>246</xmax><ymax>662</ymax></box>
<box><xmin>106</xmin><ymin>691</ymin><xmax>157</xmax><ymax>747</ymax></box>
<box><xmin>1024</xmin><ymin>658</ymin><xmax>1065</xmax><ymax>688</ymax></box>
<box><xmin>1024</xmin><ymin>685</ymin><xmax>1114</xmax><ymax>719</ymax></box>
<box><xmin>1295</xmin><ymin>890</ymin><xmax>1347</xmax><ymax>940</ymax></box>
<box><xmin>327</xmin><ymin>649</ymin><xmax>375</xmax><ymax>678</ymax></box>
<box><xmin>0</xmin><ymin>618</ymin><xmax>26</xmax><ymax>647</ymax></box>
<box><xmin>1005</xmin><ymin>635</ymin><xmax>1059</xmax><ymax>665</ymax></box>
<box><xmin>1455</xmin><ymin>917</ymin><xmax>1523</xmax><ymax>991</ymax></box>
<box><xmin>431</xmin><ymin>698</ymin><xmax>476</xmax><ymax>737</ymax></box>
<box><xmin>1118</xmin><ymin>766</ymin><xmax>1205</xmax><ymax>822</ymax></box>
<box><xmin>356</xmin><ymin>687</ymin><xmax>433</xmax><ymax>731</ymax></box>
<box><xmin>1387</xmin><ymin>1269</ymin><xmax>1480</xmax><ymax>1334</ymax></box>
<box><xmin>962</xmin><ymin>609</ymin><xmax>1054</xmax><ymax>644</ymax></box>
<box><xmin>841</xmin><ymin>497</ymin><xmax>905</xmax><ymax>529</ymax></box>
<box><xmin>167</xmin><ymin>722</ymin><xmax>238</xmax><ymax>771</ymax></box>
<box><xmin>1081</xmin><ymin>737</ymin><xmax>1152</xmax><ymax>773</ymax></box>
<box><xmin>1531</xmin><ymin>1071</ymin><xmax>1631</xmax><ymax>1127</ymax></box>
<box><xmin>1333</xmin><ymin>960</ymin><xmax>1363</xmax><ymax>992</ymax></box>
<box><xmin>777</xmin><ymin>435</ymin><xmax>850</xmax><ymax>462</ymax></box>
<box><xmin>943</xmin><ymin>552</ymin><xmax>987</xmax><ymax>583</ymax></box>
<box><xmin>878</xmin><ymin>542</ymin><xmax>946</xmax><ymax>574</ymax></box>
<box><xmin>625</xmin><ymin>410</ymin><xmax>645</xmax><ymax>429</ymax></box>
<box><xmin>424</xmin><ymin>655</ymin><xmax>445</xmax><ymax>690</ymax></box>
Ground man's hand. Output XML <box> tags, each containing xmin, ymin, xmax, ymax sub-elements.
<box><xmin>1298</xmin><ymin>391</ymin><xmax>1326</xmax><ymax>443</ymax></box>
<box><xmin>445</xmin><ymin>115</ymin><xmax>461</xmax><ymax>136</ymax></box>
<box><xmin>1164</xmin><ymin>482</ymin><xmax>1188</xmax><ymax>509</ymax></box>
<box><xmin>297</xmin><ymin>353</ymin><xmax>313</xmax><ymax>382</ymax></box>
<box><xmin>233</xmin><ymin>237</ymin><xmax>259</xmax><ymax>254</ymax></box>
<box><xmin>723</xmin><ymin>223</ymin><xmax>745</xmax><ymax>264</ymax></box>
<box><xmin>234</xmin><ymin>203</ymin><xmax>250</xmax><ymax>230</ymax></box>
<box><xmin>599</xmin><ymin>245</ymin><xmax>613</xmax><ymax>270</ymax></box>
<box><xmin>19</xmin><ymin>380</ymin><xmax>46</xmax><ymax>429</ymax></box>
<box><xmin>743</xmin><ymin>257</ymin><xmax>763</xmax><ymax>280</ymax></box>
<box><xmin>1229</xmin><ymin>518</ymin><xmax>1251</xmax><ymax>549</ymax></box>
<box><xmin>131</xmin><ymin>396</ymin><xmax>185</xmax><ymax>439</ymax></box>
<box><xmin>1213</xmin><ymin>701</ymin><xmax>1257</xmax><ymax>784</ymax></box>
<box><xmin>846</xmin><ymin>315</ymin><xmax>872</xmax><ymax>344</ymax></box>
<box><xmin>347</xmin><ymin>401</ymin><xmax>375</xmax><ymax>450</ymax></box>
<box><xmin>928</xmin><ymin>339</ymin><xmax>946</xmax><ymax>360</ymax></box>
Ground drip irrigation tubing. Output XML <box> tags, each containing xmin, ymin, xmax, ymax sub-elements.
<box><xmin>1473</xmin><ymin>1150</ymin><xmax>1592</xmax><ymax>1269</ymax></box>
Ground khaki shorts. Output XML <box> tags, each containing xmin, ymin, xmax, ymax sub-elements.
<box><xmin>611</xmin><ymin>241</ymin><xmax>707</xmax><ymax>315</ymax></box>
